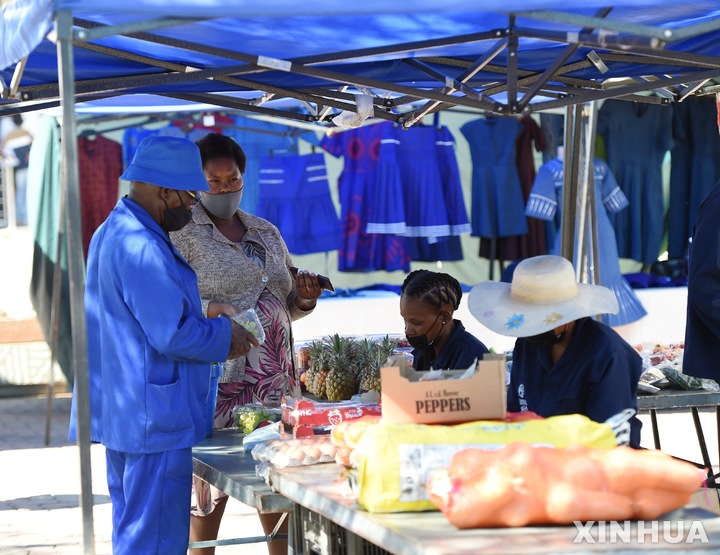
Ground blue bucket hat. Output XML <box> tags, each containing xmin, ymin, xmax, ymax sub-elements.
<box><xmin>120</xmin><ymin>136</ymin><xmax>209</xmax><ymax>191</ymax></box>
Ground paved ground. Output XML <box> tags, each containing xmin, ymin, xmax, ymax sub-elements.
<box><xmin>0</xmin><ymin>393</ymin><xmax>270</xmax><ymax>555</ymax></box>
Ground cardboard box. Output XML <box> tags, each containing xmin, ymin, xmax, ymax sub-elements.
<box><xmin>380</xmin><ymin>354</ymin><xmax>506</xmax><ymax>425</ymax></box>
<box><xmin>281</xmin><ymin>397</ymin><xmax>382</xmax><ymax>437</ymax></box>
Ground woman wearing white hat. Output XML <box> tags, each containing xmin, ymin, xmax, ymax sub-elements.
<box><xmin>468</xmin><ymin>255</ymin><xmax>643</xmax><ymax>447</ymax></box>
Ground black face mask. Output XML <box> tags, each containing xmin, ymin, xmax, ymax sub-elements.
<box><xmin>161</xmin><ymin>194</ymin><xmax>192</xmax><ymax>233</ymax></box>
<box><xmin>525</xmin><ymin>329</ymin><xmax>567</xmax><ymax>348</ymax></box>
<box><xmin>406</xmin><ymin>314</ymin><xmax>445</xmax><ymax>354</ymax></box>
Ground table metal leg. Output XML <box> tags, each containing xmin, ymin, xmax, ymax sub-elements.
<box><xmin>650</xmin><ymin>409</ymin><xmax>661</xmax><ymax>450</ymax></box>
<box><xmin>691</xmin><ymin>407</ymin><xmax>716</xmax><ymax>488</ymax></box>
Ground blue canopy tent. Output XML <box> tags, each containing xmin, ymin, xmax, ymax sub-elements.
<box><xmin>4</xmin><ymin>1</ymin><xmax>720</xmax><ymax>552</ymax></box>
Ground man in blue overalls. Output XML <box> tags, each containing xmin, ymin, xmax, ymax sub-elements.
<box><xmin>70</xmin><ymin>136</ymin><xmax>257</xmax><ymax>554</ymax></box>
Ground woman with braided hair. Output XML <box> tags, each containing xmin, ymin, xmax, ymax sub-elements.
<box><xmin>400</xmin><ymin>269</ymin><xmax>490</xmax><ymax>370</ymax></box>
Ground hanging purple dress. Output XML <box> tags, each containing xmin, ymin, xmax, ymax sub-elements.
<box><xmin>321</xmin><ymin>122</ymin><xmax>410</xmax><ymax>272</ymax></box>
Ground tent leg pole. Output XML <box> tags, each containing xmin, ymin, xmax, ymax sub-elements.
<box><xmin>56</xmin><ymin>10</ymin><xmax>95</xmax><ymax>555</ymax></box>
<box><xmin>44</xmin><ymin>188</ymin><xmax>66</xmax><ymax>446</ymax></box>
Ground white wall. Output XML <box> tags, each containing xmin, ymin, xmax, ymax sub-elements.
<box><xmin>292</xmin><ymin>286</ymin><xmax>688</xmax><ymax>350</ymax></box>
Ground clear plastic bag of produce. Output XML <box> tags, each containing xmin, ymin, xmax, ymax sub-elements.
<box><xmin>659</xmin><ymin>366</ymin><xmax>720</xmax><ymax>392</ymax></box>
<box><xmin>232</xmin><ymin>403</ymin><xmax>280</xmax><ymax>434</ymax></box>
<box><xmin>232</xmin><ymin>308</ymin><xmax>266</xmax><ymax>345</ymax></box>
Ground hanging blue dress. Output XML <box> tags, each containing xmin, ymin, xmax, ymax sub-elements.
<box><xmin>526</xmin><ymin>157</ymin><xmax>647</xmax><ymax>326</ymax></box>
<box><xmin>321</xmin><ymin>122</ymin><xmax>410</xmax><ymax>272</ymax></box>
<box><xmin>461</xmin><ymin>117</ymin><xmax>528</xmax><ymax>238</ymax></box>
<box><xmin>366</xmin><ymin>124</ymin><xmax>469</xmax><ymax>261</ymax></box>
<box><xmin>597</xmin><ymin>100</ymin><xmax>673</xmax><ymax>265</ymax></box>
<box><xmin>256</xmin><ymin>152</ymin><xmax>341</xmax><ymax>255</ymax></box>
<box><xmin>366</xmin><ymin>124</ymin><xmax>471</xmax><ymax>240</ymax></box>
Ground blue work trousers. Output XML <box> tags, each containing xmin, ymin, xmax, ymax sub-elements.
<box><xmin>106</xmin><ymin>447</ymin><xmax>192</xmax><ymax>555</ymax></box>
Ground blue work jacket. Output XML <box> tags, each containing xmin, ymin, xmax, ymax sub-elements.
<box><xmin>508</xmin><ymin>317</ymin><xmax>643</xmax><ymax>447</ymax></box>
<box><xmin>70</xmin><ymin>198</ymin><xmax>231</xmax><ymax>454</ymax></box>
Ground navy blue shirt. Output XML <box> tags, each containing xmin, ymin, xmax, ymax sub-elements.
<box><xmin>508</xmin><ymin>317</ymin><xmax>643</xmax><ymax>447</ymax></box>
<box><xmin>685</xmin><ymin>180</ymin><xmax>720</xmax><ymax>381</ymax></box>
<box><xmin>412</xmin><ymin>319</ymin><xmax>490</xmax><ymax>371</ymax></box>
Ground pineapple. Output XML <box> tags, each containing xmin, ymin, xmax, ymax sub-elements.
<box><xmin>359</xmin><ymin>335</ymin><xmax>397</xmax><ymax>393</ymax></box>
<box><xmin>313</xmin><ymin>368</ymin><xmax>330</xmax><ymax>399</ymax></box>
<box><xmin>304</xmin><ymin>340</ymin><xmax>327</xmax><ymax>396</ymax></box>
<box><xmin>324</xmin><ymin>334</ymin><xmax>358</xmax><ymax>401</ymax></box>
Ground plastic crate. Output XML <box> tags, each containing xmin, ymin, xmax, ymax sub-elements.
<box><xmin>292</xmin><ymin>505</ymin><xmax>391</xmax><ymax>555</ymax></box>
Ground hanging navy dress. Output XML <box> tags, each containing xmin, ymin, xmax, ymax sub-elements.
<box><xmin>256</xmin><ymin>152</ymin><xmax>341</xmax><ymax>255</ymax></box>
<box><xmin>526</xmin><ymin>157</ymin><xmax>647</xmax><ymax>326</ymax></box>
<box><xmin>461</xmin><ymin>117</ymin><xmax>528</xmax><ymax>238</ymax></box>
<box><xmin>668</xmin><ymin>97</ymin><xmax>720</xmax><ymax>259</ymax></box>
<box><xmin>597</xmin><ymin>100</ymin><xmax>673</xmax><ymax>265</ymax></box>
<box><xmin>321</xmin><ymin>122</ymin><xmax>410</xmax><ymax>272</ymax></box>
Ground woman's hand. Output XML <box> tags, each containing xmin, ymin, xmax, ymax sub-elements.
<box><xmin>226</xmin><ymin>317</ymin><xmax>260</xmax><ymax>359</ymax></box>
<box><xmin>293</xmin><ymin>269</ymin><xmax>322</xmax><ymax>309</ymax></box>
<box><xmin>208</xmin><ymin>301</ymin><xmax>243</xmax><ymax>319</ymax></box>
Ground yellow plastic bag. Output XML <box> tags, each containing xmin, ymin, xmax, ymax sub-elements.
<box><xmin>352</xmin><ymin>414</ymin><xmax>617</xmax><ymax>513</ymax></box>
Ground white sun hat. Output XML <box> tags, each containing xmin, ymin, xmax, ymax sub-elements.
<box><xmin>468</xmin><ymin>255</ymin><xmax>619</xmax><ymax>338</ymax></box>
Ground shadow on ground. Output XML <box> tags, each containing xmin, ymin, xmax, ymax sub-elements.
<box><xmin>0</xmin><ymin>494</ymin><xmax>111</xmax><ymax>511</ymax></box>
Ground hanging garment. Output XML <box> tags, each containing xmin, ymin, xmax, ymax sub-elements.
<box><xmin>406</xmin><ymin>235</ymin><xmax>464</xmax><ymax>262</ymax></box>
<box><xmin>478</xmin><ymin>116</ymin><xmax>548</xmax><ymax>262</ymax></box>
<box><xmin>366</xmin><ymin>124</ymin><xmax>471</xmax><ymax>242</ymax></box>
<box><xmin>26</xmin><ymin>115</ymin><xmax>74</xmax><ymax>386</ymax></box>
<box><xmin>597</xmin><ymin>99</ymin><xmax>673</xmax><ymax>265</ymax></box>
<box><xmin>222</xmin><ymin>116</ymin><xmax>302</xmax><ymax>214</ymax></box>
<box><xmin>321</xmin><ymin>122</ymin><xmax>410</xmax><ymax>272</ymax></box>
<box><xmin>364</xmin><ymin>124</ymin><xmax>470</xmax><ymax>261</ymax></box>
<box><xmin>461</xmin><ymin>116</ymin><xmax>528</xmax><ymax>238</ymax></box>
<box><xmin>539</xmin><ymin>113</ymin><xmax>564</xmax><ymax>164</ymax></box>
<box><xmin>256</xmin><ymin>152</ymin><xmax>341</xmax><ymax>255</ymax></box>
<box><xmin>526</xmin><ymin>157</ymin><xmax>647</xmax><ymax>327</ymax></box>
<box><xmin>123</xmin><ymin>117</ymin><xmax>302</xmax><ymax>215</ymax></box>
<box><xmin>78</xmin><ymin>135</ymin><xmax>121</xmax><ymax>259</ymax></box>
<box><xmin>668</xmin><ymin>97</ymin><xmax>720</xmax><ymax>259</ymax></box>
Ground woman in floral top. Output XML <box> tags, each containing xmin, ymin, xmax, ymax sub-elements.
<box><xmin>171</xmin><ymin>133</ymin><xmax>322</xmax><ymax>555</ymax></box>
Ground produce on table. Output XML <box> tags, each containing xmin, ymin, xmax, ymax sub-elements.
<box><xmin>350</xmin><ymin>414</ymin><xmax>618</xmax><ymax>513</ymax></box>
<box><xmin>330</xmin><ymin>415</ymin><xmax>383</xmax><ymax>467</ymax></box>
<box><xmin>235</xmin><ymin>405</ymin><xmax>277</xmax><ymax>434</ymax></box>
<box><xmin>357</xmin><ymin>336</ymin><xmax>398</xmax><ymax>394</ymax></box>
<box><xmin>427</xmin><ymin>442</ymin><xmax>705</xmax><ymax>528</ymax></box>
<box><xmin>301</xmin><ymin>334</ymin><xmax>400</xmax><ymax>400</ymax></box>
<box><xmin>325</xmin><ymin>334</ymin><xmax>358</xmax><ymax>402</ymax></box>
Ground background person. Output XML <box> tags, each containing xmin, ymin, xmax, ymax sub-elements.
<box><xmin>0</xmin><ymin>114</ymin><xmax>33</xmax><ymax>226</ymax></box>
<box><xmin>400</xmin><ymin>269</ymin><xmax>490</xmax><ymax>371</ymax></box>
<box><xmin>468</xmin><ymin>255</ymin><xmax>643</xmax><ymax>447</ymax></box>
<box><xmin>171</xmin><ymin>132</ymin><xmax>321</xmax><ymax>555</ymax></box>
<box><xmin>684</xmin><ymin>179</ymin><xmax>720</xmax><ymax>382</ymax></box>
<box><xmin>69</xmin><ymin>136</ymin><xmax>256</xmax><ymax>555</ymax></box>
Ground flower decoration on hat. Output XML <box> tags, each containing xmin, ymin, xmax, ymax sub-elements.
<box><xmin>544</xmin><ymin>312</ymin><xmax>562</xmax><ymax>325</ymax></box>
<box><xmin>506</xmin><ymin>313</ymin><xmax>525</xmax><ymax>330</ymax></box>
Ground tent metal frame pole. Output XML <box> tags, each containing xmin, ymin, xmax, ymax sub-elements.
<box><xmin>574</xmin><ymin>105</ymin><xmax>590</xmax><ymax>280</ymax></box>
<box><xmin>44</xmin><ymin>167</ymin><xmax>66</xmax><ymax>446</ymax></box>
<box><xmin>560</xmin><ymin>103</ymin><xmax>583</xmax><ymax>264</ymax></box>
<box><xmin>56</xmin><ymin>9</ymin><xmax>95</xmax><ymax>555</ymax></box>
<box><xmin>402</xmin><ymin>38</ymin><xmax>508</xmax><ymax>126</ymax></box>
<box><xmin>516</xmin><ymin>8</ymin><xmax>612</xmax><ymax>111</ymax></box>
<box><xmin>585</xmin><ymin>102</ymin><xmax>602</xmax><ymax>289</ymax></box>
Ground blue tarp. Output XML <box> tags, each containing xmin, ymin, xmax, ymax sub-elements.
<box><xmin>3</xmin><ymin>1</ymin><xmax>720</xmax><ymax>116</ymax></box>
